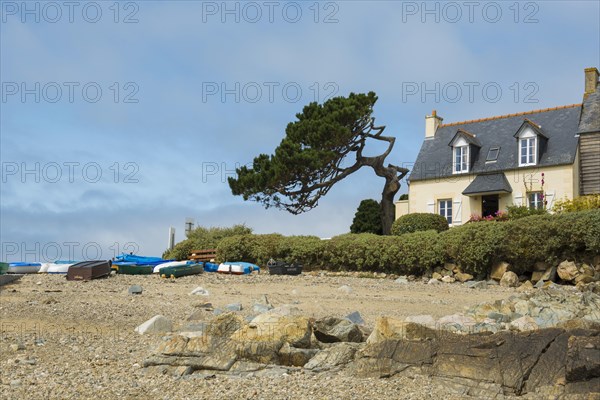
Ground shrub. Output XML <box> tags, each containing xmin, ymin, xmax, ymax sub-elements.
<box><xmin>216</xmin><ymin>234</ymin><xmax>283</xmax><ymax>265</ymax></box>
<box><xmin>391</xmin><ymin>213</ymin><xmax>449</xmax><ymax>235</ymax></box>
<box><xmin>553</xmin><ymin>195</ymin><xmax>600</xmax><ymax>213</ymax></box>
<box><xmin>505</xmin><ymin>205</ymin><xmax>548</xmax><ymax>220</ymax></box>
<box><xmin>163</xmin><ymin>224</ymin><xmax>252</xmax><ymax>260</ymax></box>
<box><xmin>350</xmin><ymin>199</ymin><xmax>383</xmax><ymax>235</ymax></box>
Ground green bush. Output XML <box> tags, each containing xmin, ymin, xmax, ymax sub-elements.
<box><xmin>216</xmin><ymin>234</ymin><xmax>284</xmax><ymax>265</ymax></box>
<box><xmin>505</xmin><ymin>205</ymin><xmax>548</xmax><ymax>220</ymax></box>
<box><xmin>391</xmin><ymin>213</ymin><xmax>449</xmax><ymax>236</ymax></box>
<box><xmin>553</xmin><ymin>195</ymin><xmax>600</xmax><ymax>213</ymax></box>
<box><xmin>163</xmin><ymin>224</ymin><xmax>252</xmax><ymax>260</ymax></box>
<box><xmin>350</xmin><ymin>199</ymin><xmax>382</xmax><ymax>235</ymax></box>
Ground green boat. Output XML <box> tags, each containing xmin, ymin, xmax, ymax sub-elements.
<box><xmin>117</xmin><ymin>264</ymin><xmax>154</xmax><ymax>275</ymax></box>
<box><xmin>0</xmin><ymin>262</ymin><xmax>8</xmax><ymax>275</ymax></box>
<box><xmin>160</xmin><ymin>263</ymin><xmax>204</xmax><ymax>278</ymax></box>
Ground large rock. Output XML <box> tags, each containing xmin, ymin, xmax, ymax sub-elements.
<box><xmin>557</xmin><ymin>261</ymin><xmax>579</xmax><ymax>282</ymax></box>
<box><xmin>278</xmin><ymin>342</ymin><xmax>318</xmax><ymax>367</ymax></box>
<box><xmin>135</xmin><ymin>315</ymin><xmax>172</xmax><ymax>334</ymax></box>
<box><xmin>575</xmin><ymin>264</ymin><xmax>596</xmax><ymax>285</ymax></box>
<box><xmin>367</xmin><ymin>317</ymin><xmax>437</xmax><ymax>344</ymax></box>
<box><xmin>491</xmin><ymin>261</ymin><xmax>510</xmax><ymax>281</ymax></box>
<box><xmin>500</xmin><ymin>271</ymin><xmax>519</xmax><ymax>288</ymax></box>
<box><xmin>454</xmin><ymin>272</ymin><xmax>474</xmax><ymax>283</ymax></box>
<box><xmin>532</xmin><ymin>265</ymin><xmax>557</xmax><ymax>284</ymax></box>
<box><xmin>304</xmin><ymin>342</ymin><xmax>362</xmax><ymax>371</ymax></box>
<box><xmin>314</xmin><ymin>317</ymin><xmax>363</xmax><ymax>343</ymax></box>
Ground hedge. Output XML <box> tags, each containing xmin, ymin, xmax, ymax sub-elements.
<box><xmin>391</xmin><ymin>213</ymin><xmax>449</xmax><ymax>235</ymax></box>
<box><xmin>214</xmin><ymin>210</ymin><xmax>600</xmax><ymax>276</ymax></box>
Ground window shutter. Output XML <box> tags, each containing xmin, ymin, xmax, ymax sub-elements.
<box><xmin>545</xmin><ymin>191</ymin><xmax>555</xmax><ymax>210</ymax></box>
<box><xmin>514</xmin><ymin>192</ymin><xmax>523</xmax><ymax>207</ymax></box>
<box><xmin>453</xmin><ymin>199</ymin><xmax>462</xmax><ymax>223</ymax></box>
<box><xmin>427</xmin><ymin>201</ymin><xmax>435</xmax><ymax>213</ymax></box>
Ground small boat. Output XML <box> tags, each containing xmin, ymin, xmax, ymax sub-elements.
<box><xmin>45</xmin><ymin>261</ymin><xmax>79</xmax><ymax>274</ymax></box>
<box><xmin>8</xmin><ymin>262</ymin><xmax>41</xmax><ymax>274</ymax></box>
<box><xmin>66</xmin><ymin>260</ymin><xmax>112</xmax><ymax>281</ymax></box>
<box><xmin>204</xmin><ymin>262</ymin><xmax>219</xmax><ymax>273</ymax></box>
<box><xmin>117</xmin><ymin>263</ymin><xmax>154</xmax><ymax>275</ymax></box>
<box><xmin>267</xmin><ymin>260</ymin><xmax>303</xmax><ymax>276</ymax></box>
<box><xmin>153</xmin><ymin>261</ymin><xmax>192</xmax><ymax>274</ymax></box>
<box><xmin>160</xmin><ymin>263</ymin><xmax>204</xmax><ymax>278</ymax></box>
<box><xmin>217</xmin><ymin>261</ymin><xmax>260</xmax><ymax>275</ymax></box>
<box><xmin>0</xmin><ymin>262</ymin><xmax>9</xmax><ymax>275</ymax></box>
<box><xmin>115</xmin><ymin>254</ymin><xmax>174</xmax><ymax>267</ymax></box>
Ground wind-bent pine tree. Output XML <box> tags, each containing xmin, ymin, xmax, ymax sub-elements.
<box><xmin>228</xmin><ymin>92</ymin><xmax>409</xmax><ymax>234</ymax></box>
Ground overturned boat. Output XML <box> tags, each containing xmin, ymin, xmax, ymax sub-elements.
<box><xmin>66</xmin><ymin>260</ymin><xmax>112</xmax><ymax>281</ymax></box>
<box><xmin>159</xmin><ymin>262</ymin><xmax>204</xmax><ymax>278</ymax></box>
<box><xmin>217</xmin><ymin>261</ymin><xmax>260</xmax><ymax>275</ymax></box>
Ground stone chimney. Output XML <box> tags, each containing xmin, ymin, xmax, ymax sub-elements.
<box><xmin>425</xmin><ymin>110</ymin><xmax>443</xmax><ymax>138</ymax></box>
<box><xmin>584</xmin><ymin>67</ymin><xmax>599</xmax><ymax>95</ymax></box>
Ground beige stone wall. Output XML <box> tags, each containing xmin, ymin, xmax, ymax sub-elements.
<box><xmin>396</xmin><ymin>163</ymin><xmax>578</xmax><ymax>225</ymax></box>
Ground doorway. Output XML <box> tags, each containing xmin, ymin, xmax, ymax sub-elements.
<box><xmin>482</xmin><ymin>195</ymin><xmax>499</xmax><ymax>217</ymax></box>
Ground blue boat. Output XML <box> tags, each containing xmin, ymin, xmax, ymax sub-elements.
<box><xmin>8</xmin><ymin>262</ymin><xmax>42</xmax><ymax>274</ymax></box>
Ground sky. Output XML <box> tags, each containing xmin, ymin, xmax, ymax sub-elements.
<box><xmin>1</xmin><ymin>0</ymin><xmax>599</xmax><ymax>262</ymax></box>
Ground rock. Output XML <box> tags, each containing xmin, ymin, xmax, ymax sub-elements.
<box><xmin>431</xmin><ymin>272</ymin><xmax>442</xmax><ymax>280</ymax></box>
<box><xmin>10</xmin><ymin>343</ymin><xmax>25</xmax><ymax>351</ymax></box>
<box><xmin>510</xmin><ymin>316</ymin><xmax>538</xmax><ymax>331</ymax></box>
<box><xmin>533</xmin><ymin>261</ymin><xmax>549</xmax><ymax>272</ymax></box>
<box><xmin>304</xmin><ymin>342</ymin><xmax>360</xmax><ymax>371</ymax></box>
<box><xmin>500</xmin><ymin>271</ymin><xmax>519</xmax><ymax>288</ymax></box>
<box><xmin>517</xmin><ymin>280</ymin><xmax>534</xmax><ymax>292</ymax></box>
<box><xmin>192</xmin><ymin>302</ymin><xmax>213</xmax><ymax>309</ymax></box>
<box><xmin>566</xmin><ymin>335</ymin><xmax>600</xmax><ymax>382</ymax></box>
<box><xmin>189</xmin><ymin>287</ymin><xmax>210</xmax><ymax>296</ymax></box>
<box><xmin>427</xmin><ymin>278</ymin><xmax>441</xmax><ymax>285</ymax></box>
<box><xmin>575</xmin><ymin>264</ymin><xmax>596</xmax><ymax>285</ymax></box>
<box><xmin>441</xmin><ymin>276</ymin><xmax>455</xmax><ymax>283</ymax></box>
<box><xmin>225</xmin><ymin>303</ymin><xmax>242</xmax><ymax>312</ymax></box>
<box><xmin>366</xmin><ymin>317</ymin><xmax>437</xmax><ymax>344</ymax></box>
<box><xmin>337</xmin><ymin>285</ymin><xmax>353</xmax><ymax>294</ymax></box>
<box><xmin>313</xmin><ymin>317</ymin><xmax>363</xmax><ymax>343</ymax></box>
<box><xmin>557</xmin><ymin>260</ymin><xmax>579</xmax><ymax>282</ymax></box>
<box><xmin>466</xmin><ymin>280</ymin><xmax>487</xmax><ymax>289</ymax></box>
<box><xmin>345</xmin><ymin>311</ymin><xmax>365</xmax><ymax>326</ymax></box>
<box><xmin>128</xmin><ymin>285</ymin><xmax>143</xmax><ymax>295</ymax></box>
<box><xmin>440</xmin><ymin>269</ymin><xmax>453</xmax><ymax>277</ymax></box>
<box><xmin>437</xmin><ymin>314</ymin><xmax>477</xmax><ymax>332</ymax></box>
<box><xmin>491</xmin><ymin>261</ymin><xmax>511</xmax><ymax>281</ymax></box>
<box><xmin>278</xmin><ymin>342</ymin><xmax>318</xmax><ymax>367</ymax></box>
<box><xmin>206</xmin><ymin>313</ymin><xmax>246</xmax><ymax>337</ymax></box>
<box><xmin>404</xmin><ymin>314</ymin><xmax>436</xmax><ymax>329</ymax></box>
<box><xmin>252</xmin><ymin>304</ymin><xmax>273</xmax><ymax>314</ymax></box>
<box><xmin>444</xmin><ymin>262</ymin><xmax>456</xmax><ymax>271</ymax></box>
<box><xmin>135</xmin><ymin>315</ymin><xmax>173</xmax><ymax>334</ymax></box>
<box><xmin>394</xmin><ymin>277</ymin><xmax>408</xmax><ymax>284</ymax></box>
<box><xmin>454</xmin><ymin>272</ymin><xmax>474</xmax><ymax>283</ymax></box>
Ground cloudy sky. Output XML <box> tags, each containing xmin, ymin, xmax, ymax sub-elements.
<box><xmin>1</xmin><ymin>1</ymin><xmax>599</xmax><ymax>261</ymax></box>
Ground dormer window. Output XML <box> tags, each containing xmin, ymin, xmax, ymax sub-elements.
<box><xmin>449</xmin><ymin>129</ymin><xmax>480</xmax><ymax>175</ymax></box>
<box><xmin>514</xmin><ymin>119</ymin><xmax>547</xmax><ymax>168</ymax></box>
<box><xmin>454</xmin><ymin>145</ymin><xmax>469</xmax><ymax>173</ymax></box>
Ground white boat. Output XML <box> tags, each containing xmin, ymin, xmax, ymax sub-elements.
<box><xmin>47</xmin><ymin>263</ymin><xmax>75</xmax><ymax>274</ymax></box>
<box><xmin>217</xmin><ymin>262</ymin><xmax>259</xmax><ymax>275</ymax></box>
<box><xmin>8</xmin><ymin>262</ymin><xmax>41</xmax><ymax>274</ymax></box>
<box><xmin>39</xmin><ymin>263</ymin><xmax>51</xmax><ymax>273</ymax></box>
<box><xmin>153</xmin><ymin>261</ymin><xmax>190</xmax><ymax>274</ymax></box>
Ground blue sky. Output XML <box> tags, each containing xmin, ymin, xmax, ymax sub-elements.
<box><xmin>1</xmin><ymin>1</ymin><xmax>599</xmax><ymax>261</ymax></box>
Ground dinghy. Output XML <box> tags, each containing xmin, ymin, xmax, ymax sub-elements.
<box><xmin>204</xmin><ymin>262</ymin><xmax>219</xmax><ymax>273</ymax></box>
<box><xmin>267</xmin><ymin>260</ymin><xmax>303</xmax><ymax>276</ymax></box>
<box><xmin>153</xmin><ymin>261</ymin><xmax>193</xmax><ymax>274</ymax></box>
<box><xmin>217</xmin><ymin>261</ymin><xmax>260</xmax><ymax>275</ymax></box>
<box><xmin>46</xmin><ymin>261</ymin><xmax>79</xmax><ymax>274</ymax></box>
<box><xmin>117</xmin><ymin>263</ymin><xmax>154</xmax><ymax>275</ymax></box>
<box><xmin>66</xmin><ymin>260</ymin><xmax>112</xmax><ymax>281</ymax></box>
<box><xmin>8</xmin><ymin>262</ymin><xmax>41</xmax><ymax>274</ymax></box>
<box><xmin>159</xmin><ymin>263</ymin><xmax>204</xmax><ymax>278</ymax></box>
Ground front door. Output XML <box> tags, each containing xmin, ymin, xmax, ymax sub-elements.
<box><xmin>482</xmin><ymin>195</ymin><xmax>499</xmax><ymax>217</ymax></box>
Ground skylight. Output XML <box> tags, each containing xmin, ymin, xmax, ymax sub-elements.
<box><xmin>486</xmin><ymin>147</ymin><xmax>500</xmax><ymax>162</ymax></box>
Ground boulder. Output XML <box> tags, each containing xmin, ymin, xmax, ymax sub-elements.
<box><xmin>313</xmin><ymin>317</ymin><xmax>363</xmax><ymax>343</ymax></box>
<box><xmin>466</xmin><ymin>280</ymin><xmax>487</xmax><ymax>290</ymax></box>
<box><xmin>437</xmin><ymin>314</ymin><xmax>477</xmax><ymax>333</ymax></box>
<box><xmin>394</xmin><ymin>277</ymin><xmax>408</xmax><ymax>284</ymax></box>
<box><xmin>128</xmin><ymin>285</ymin><xmax>143</xmax><ymax>295</ymax></box>
<box><xmin>278</xmin><ymin>342</ymin><xmax>318</xmax><ymax>367</ymax></box>
<box><xmin>517</xmin><ymin>280</ymin><xmax>534</xmax><ymax>292</ymax></box>
<box><xmin>225</xmin><ymin>303</ymin><xmax>242</xmax><ymax>312</ymax></box>
<box><xmin>575</xmin><ymin>264</ymin><xmax>596</xmax><ymax>285</ymax></box>
<box><xmin>367</xmin><ymin>317</ymin><xmax>437</xmax><ymax>344</ymax></box>
<box><xmin>500</xmin><ymin>271</ymin><xmax>519</xmax><ymax>288</ymax></box>
<box><xmin>345</xmin><ymin>311</ymin><xmax>365</xmax><ymax>326</ymax></box>
<box><xmin>454</xmin><ymin>272</ymin><xmax>474</xmax><ymax>283</ymax></box>
<box><xmin>304</xmin><ymin>342</ymin><xmax>361</xmax><ymax>371</ymax></box>
<box><xmin>404</xmin><ymin>314</ymin><xmax>436</xmax><ymax>329</ymax></box>
<box><xmin>491</xmin><ymin>261</ymin><xmax>511</xmax><ymax>281</ymax></box>
<box><xmin>427</xmin><ymin>278</ymin><xmax>441</xmax><ymax>285</ymax></box>
<box><xmin>441</xmin><ymin>275</ymin><xmax>456</xmax><ymax>283</ymax></box>
<box><xmin>135</xmin><ymin>315</ymin><xmax>172</xmax><ymax>334</ymax></box>
<box><xmin>510</xmin><ymin>316</ymin><xmax>539</xmax><ymax>332</ymax></box>
<box><xmin>557</xmin><ymin>261</ymin><xmax>579</xmax><ymax>282</ymax></box>
<box><xmin>431</xmin><ymin>272</ymin><xmax>442</xmax><ymax>280</ymax></box>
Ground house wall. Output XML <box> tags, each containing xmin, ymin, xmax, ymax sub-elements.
<box><xmin>395</xmin><ymin>163</ymin><xmax>578</xmax><ymax>224</ymax></box>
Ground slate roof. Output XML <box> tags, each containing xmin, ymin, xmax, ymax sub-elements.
<box><xmin>409</xmin><ymin>104</ymin><xmax>581</xmax><ymax>182</ymax></box>
<box><xmin>579</xmin><ymin>79</ymin><xmax>600</xmax><ymax>133</ymax></box>
<box><xmin>462</xmin><ymin>173</ymin><xmax>513</xmax><ymax>196</ymax></box>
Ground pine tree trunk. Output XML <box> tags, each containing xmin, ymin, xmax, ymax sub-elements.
<box><xmin>380</xmin><ymin>175</ymin><xmax>400</xmax><ymax>235</ymax></box>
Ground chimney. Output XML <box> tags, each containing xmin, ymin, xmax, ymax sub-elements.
<box><xmin>425</xmin><ymin>109</ymin><xmax>443</xmax><ymax>138</ymax></box>
<box><xmin>584</xmin><ymin>67</ymin><xmax>599</xmax><ymax>95</ymax></box>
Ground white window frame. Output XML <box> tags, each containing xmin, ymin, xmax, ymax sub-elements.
<box><xmin>453</xmin><ymin>145</ymin><xmax>469</xmax><ymax>174</ymax></box>
<box><xmin>438</xmin><ymin>199</ymin><xmax>452</xmax><ymax>224</ymax></box>
<box><xmin>528</xmin><ymin>192</ymin><xmax>543</xmax><ymax>210</ymax></box>
<box><xmin>519</xmin><ymin>136</ymin><xmax>537</xmax><ymax>167</ymax></box>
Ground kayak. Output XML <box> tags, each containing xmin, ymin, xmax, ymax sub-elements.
<box><xmin>160</xmin><ymin>263</ymin><xmax>204</xmax><ymax>278</ymax></box>
<box><xmin>115</xmin><ymin>254</ymin><xmax>174</xmax><ymax>266</ymax></box>
<box><xmin>8</xmin><ymin>262</ymin><xmax>41</xmax><ymax>274</ymax></box>
<box><xmin>217</xmin><ymin>261</ymin><xmax>260</xmax><ymax>275</ymax></box>
<box><xmin>66</xmin><ymin>260</ymin><xmax>112</xmax><ymax>281</ymax></box>
<box><xmin>153</xmin><ymin>261</ymin><xmax>193</xmax><ymax>274</ymax></box>
<box><xmin>117</xmin><ymin>264</ymin><xmax>154</xmax><ymax>275</ymax></box>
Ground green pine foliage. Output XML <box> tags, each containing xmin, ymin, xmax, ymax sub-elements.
<box><xmin>350</xmin><ymin>199</ymin><xmax>383</xmax><ymax>235</ymax></box>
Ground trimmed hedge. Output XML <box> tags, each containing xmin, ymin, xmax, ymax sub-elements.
<box><xmin>215</xmin><ymin>210</ymin><xmax>600</xmax><ymax>276</ymax></box>
<box><xmin>391</xmin><ymin>213</ymin><xmax>449</xmax><ymax>236</ymax></box>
